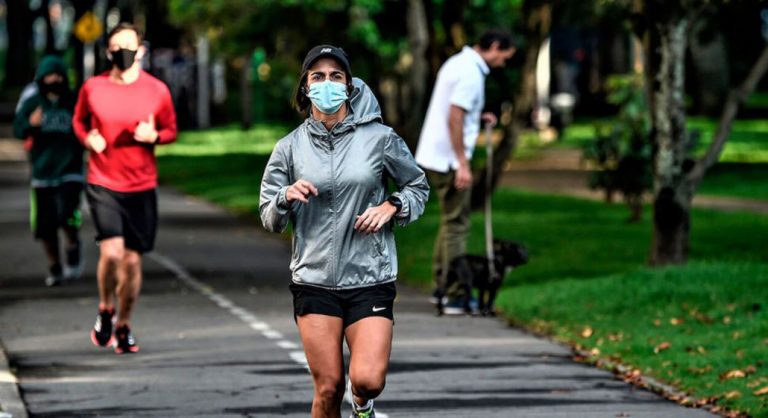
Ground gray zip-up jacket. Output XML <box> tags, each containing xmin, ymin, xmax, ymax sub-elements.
<box><xmin>260</xmin><ymin>78</ymin><xmax>429</xmax><ymax>289</ymax></box>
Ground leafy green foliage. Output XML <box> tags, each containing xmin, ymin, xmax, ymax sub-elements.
<box><xmin>582</xmin><ymin>74</ymin><xmax>652</xmax><ymax>216</ymax></box>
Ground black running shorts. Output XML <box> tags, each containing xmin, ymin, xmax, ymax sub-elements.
<box><xmin>31</xmin><ymin>182</ymin><xmax>83</xmax><ymax>240</ymax></box>
<box><xmin>290</xmin><ymin>282</ymin><xmax>396</xmax><ymax>328</ymax></box>
<box><xmin>86</xmin><ymin>184</ymin><xmax>157</xmax><ymax>254</ymax></box>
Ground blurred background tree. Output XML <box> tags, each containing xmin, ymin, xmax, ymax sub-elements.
<box><xmin>583</xmin><ymin>73</ymin><xmax>652</xmax><ymax>223</ymax></box>
<box><xmin>1</xmin><ymin>0</ymin><xmax>768</xmax><ymax>265</ymax></box>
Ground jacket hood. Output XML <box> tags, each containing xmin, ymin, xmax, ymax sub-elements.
<box><xmin>35</xmin><ymin>55</ymin><xmax>68</xmax><ymax>82</ymax></box>
<box><xmin>306</xmin><ymin>77</ymin><xmax>382</xmax><ymax>138</ymax></box>
<box><xmin>347</xmin><ymin>77</ymin><xmax>382</xmax><ymax>125</ymax></box>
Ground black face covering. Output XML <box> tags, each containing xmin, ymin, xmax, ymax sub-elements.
<box><xmin>38</xmin><ymin>80</ymin><xmax>67</xmax><ymax>96</ymax></box>
<box><xmin>108</xmin><ymin>48</ymin><xmax>138</xmax><ymax>71</ymax></box>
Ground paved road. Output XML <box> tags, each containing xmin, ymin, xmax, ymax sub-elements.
<box><xmin>0</xmin><ymin>141</ymin><xmax>713</xmax><ymax>417</ymax></box>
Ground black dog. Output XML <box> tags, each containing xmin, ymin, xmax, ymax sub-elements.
<box><xmin>437</xmin><ymin>239</ymin><xmax>528</xmax><ymax>317</ymax></box>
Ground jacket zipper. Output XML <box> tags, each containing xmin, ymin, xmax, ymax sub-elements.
<box><xmin>328</xmin><ymin>133</ymin><xmax>336</xmax><ymax>286</ymax></box>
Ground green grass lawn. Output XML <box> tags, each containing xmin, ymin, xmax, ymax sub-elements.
<box><xmin>698</xmin><ymin>162</ymin><xmax>768</xmax><ymax>201</ymax></box>
<box><xmin>398</xmin><ymin>191</ymin><xmax>768</xmax><ymax>416</ymax></box>
<box><xmin>547</xmin><ymin>117</ymin><xmax>768</xmax><ymax>163</ymax></box>
<box><xmin>518</xmin><ymin>117</ymin><xmax>768</xmax><ymax>201</ymax></box>
<box><xmin>157</xmin><ymin>125</ymin><xmax>768</xmax><ymax>416</ymax></box>
<box><xmin>497</xmin><ymin>263</ymin><xmax>768</xmax><ymax>417</ymax></box>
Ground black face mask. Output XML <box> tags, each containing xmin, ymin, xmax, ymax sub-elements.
<box><xmin>38</xmin><ymin>80</ymin><xmax>67</xmax><ymax>96</ymax></box>
<box><xmin>108</xmin><ymin>48</ymin><xmax>138</xmax><ymax>71</ymax></box>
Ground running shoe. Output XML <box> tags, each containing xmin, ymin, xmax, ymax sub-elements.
<box><xmin>63</xmin><ymin>263</ymin><xmax>83</xmax><ymax>281</ymax></box>
<box><xmin>90</xmin><ymin>308</ymin><xmax>115</xmax><ymax>347</ymax></box>
<box><xmin>114</xmin><ymin>324</ymin><xmax>139</xmax><ymax>354</ymax></box>
<box><xmin>442</xmin><ymin>295</ymin><xmax>480</xmax><ymax>316</ymax></box>
<box><xmin>349</xmin><ymin>400</ymin><xmax>375</xmax><ymax>418</ymax></box>
<box><xmin>427</xmin><ymin>288</ymin><xmax>448</xmax><ymax>305</ymax></box>
<box><xmin>44</xmin><ymin>263</ymin><xmax>64</xmax><ymax>287</ymax></box>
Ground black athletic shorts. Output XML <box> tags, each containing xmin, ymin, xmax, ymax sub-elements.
<box><xmin>290</xmin><ymin>282</ymin><xmax>396</xmax><ymax>328</ymax></box>
<box><xmin>31</xmin><ymin>182</ymin><xmax>83</xmax><ymax>240</ymax></box>
<box><xmin>86</xmin><ymin>184</ymin><xmax>158</xmax><ymax>254</ymax></box>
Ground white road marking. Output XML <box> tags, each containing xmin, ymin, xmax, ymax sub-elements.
<box><xmin>0</xmin><ymin>371</ymin><xmax>18</xmax><ymax>384</ymax></box>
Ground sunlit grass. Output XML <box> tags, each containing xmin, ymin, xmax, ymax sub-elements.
<box><xmin>157</xmin><ymin>124</ymin><xmax>290</xmax><ymax>157</ymax></box>
<box><xmin>520</xmin><ymin>117</ymin><xmax>768</xmax><ymax>164</ymax></box>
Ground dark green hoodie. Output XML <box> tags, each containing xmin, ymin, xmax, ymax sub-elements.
<box><xmin>13</xmin><ymin>55</ymin><xmax>84</xmax><ymax>187</ymax></box>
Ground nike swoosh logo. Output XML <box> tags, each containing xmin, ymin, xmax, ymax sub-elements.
<box><xmin>372</xmin><ymin>306</ymin><xmax>387</xmax><ymax>312</ymax></box>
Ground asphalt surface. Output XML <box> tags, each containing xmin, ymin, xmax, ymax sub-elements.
<box><xmin>0</xmin><ymin>140</ymin><xmax>714</xmax><ymax>417</ymax></box>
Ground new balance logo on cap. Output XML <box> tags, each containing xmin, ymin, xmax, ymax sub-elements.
<box><xmin>321</xmin><ymin>48</ymin><xmax>332</xmax><ymax>53</ymax></box>
<box><xmin>372</xmin><ymin>306</ymin><xmax>387</xmax><ymax>312</ymax></box>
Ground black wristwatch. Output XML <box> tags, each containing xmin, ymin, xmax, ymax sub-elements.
<box><xmin>386</xmin><ymin>195</ymin><xmax>403</xmax><ymax>214</ymax></box>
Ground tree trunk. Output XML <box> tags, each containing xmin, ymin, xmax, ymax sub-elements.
<box><xmin>647</xmin><ymin>16</ymin><xmax>691</xmax><ymax>265</ymax></box>
<box><xmin>470</xmin><ymin>0</ymin><xmax>552</xmax><ymax>210</ymax></box>
<box><xmin>402</xmin><ymin>0</ymin><xmax>429</xmax><ymax>149</ymax></box>
<box><xmin>4</xmin><ymin>0</ymin><xmax>34</xmax><ymax>89</ymax></box>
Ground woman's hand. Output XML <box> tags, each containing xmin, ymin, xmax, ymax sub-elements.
<box><xmin>286</xmin><ymin>179</ymin><xmax>318</xmax><ymax>204</ymax></box>
<box><xmin>354</xmin><ymin>202</ymin><xmax>397</xmax><ymax>234</ymax></box>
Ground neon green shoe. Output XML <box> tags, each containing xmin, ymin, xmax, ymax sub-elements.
<box><xmin>349</xmin><ymin>407</ymin><xmax>375</xmax><ymax>418</ymax></box>
<box><xmin>349</xmin><ymin>400</ymin><xmax>375</xmax><ymax>418</ymax></box>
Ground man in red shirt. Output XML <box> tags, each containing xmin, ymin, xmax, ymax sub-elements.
<box><xmin>73</xmin><ymin>22</ymin><xmax>177</xmax><ymax>354</ymax></box>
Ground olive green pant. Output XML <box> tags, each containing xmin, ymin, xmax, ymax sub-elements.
<box><xmin>426</xmin><ymin>169</ymin><xmax>472</xmax><ymax>298</ymax></box>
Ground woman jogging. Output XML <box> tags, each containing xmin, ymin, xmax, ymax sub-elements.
<box><xmin>260</xmin><ymin>45</ymin><xmax>429</xmax><ymax>418</ymax></box>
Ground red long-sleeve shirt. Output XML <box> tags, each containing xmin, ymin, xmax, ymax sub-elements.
<box><xmin>73</xmin><ymin>71</ymin><xmax>177</xmax><ymax>193</ymax></box>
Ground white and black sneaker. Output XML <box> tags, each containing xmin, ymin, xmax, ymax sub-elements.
<box><xmin>114</xmin><ymin>325</ymin><xmax>139</xmax><ymax>354</ymax></box>
<box><xmin>90</xmin><ymin>308</ymin><xmax>115</xmax><ymax>347</ymax></box>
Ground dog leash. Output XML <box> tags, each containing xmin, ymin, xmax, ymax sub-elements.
<box><xmin>483</xmin><ymin>123</ymin><xmax>498</xmax><ymax>282</ymax></box>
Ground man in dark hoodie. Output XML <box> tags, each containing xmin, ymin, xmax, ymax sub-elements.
<box><xmin>13</xmin><ymin>55</ymin><xmax>85</xmax><ymax>287</ymax></box>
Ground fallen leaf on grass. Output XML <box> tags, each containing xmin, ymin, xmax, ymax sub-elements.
<box><xmin>723</xmin><ymin>390</ymin><xmax>741</xmax><ymax>399</ymax></box>
<box><xmin>720</xmin><ymin>370</ymin><xmax>746</xmax><ymax>380</ymax></box>
<box><xmin>723</xmin><ymin>315</ymin><xmax>732</xmax><ymax>325</ymax></box>
<box><xmin>685</xmin><ymin>345</ymin><xmax>707</xmax><ymax>355</ymax></box>
<box><xmin>654</xmin><ymin>341</ymin><xmax>671</xmax><ymax>354</ymax></box>
<box><xmin>754</xmin><ymin>386</ymin><xmax>768</xmax><ymax>396</ymax></box>
<box><xmin>670</xmin><ymin>318</ymin><xmax>683</xmax><ymax>326</ymax></box>
<box><xmin>653</xmin><ymin>319</ymin><xmax>662</xmax><ymax>327</ymax></box>
<box><xmin>745</xmin><ymin>365</ymin><xmax>757</xmax><ymax>374</ymax></box>
<box><xmin>687</xmin><ymin>365</ymin><xmax>712</xmax><ymax>375</ymax></box>
<box><xmin>581</xmin><ymin>326</ymin><xmax>593</xmax><ymax>338</ymax></box>
<box><xmin>689</xmin><ymin>310</ymin><xmax>713</xmax><ymax>324</ymax></box>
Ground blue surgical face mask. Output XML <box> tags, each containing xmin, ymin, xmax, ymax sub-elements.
<box><xmin>307</xmin><ymin>80</ymin><xmax>348</xmax><ymax>114</ymax></box>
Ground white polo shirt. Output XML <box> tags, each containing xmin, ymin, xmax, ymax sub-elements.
<box><xmin>415</xmin><ymin>46</ymin><xmax>490</xmax><ymax>173</ymax></box>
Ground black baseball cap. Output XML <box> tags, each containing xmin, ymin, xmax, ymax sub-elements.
<box><xmin>301</xmin><ymin>45</ymin><xmax>352</xmax><ymax>76</ymax></box>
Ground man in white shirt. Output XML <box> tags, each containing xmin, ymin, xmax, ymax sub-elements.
<box><xmin>415</xmin><ymin>29</ymin><xmax>515</xmax><ymax>314</ymax></box>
